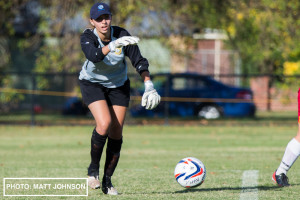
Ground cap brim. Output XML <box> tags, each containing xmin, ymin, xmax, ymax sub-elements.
<box><xmin>91</xmin><ymin>11</ymin><xmax>112</xmax><ymax>19</ymax></box>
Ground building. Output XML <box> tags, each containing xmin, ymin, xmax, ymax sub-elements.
<box><xmin>171</xmin><ymin>29</ymin><xmax>241</xmax><ymax>87</ymax></box>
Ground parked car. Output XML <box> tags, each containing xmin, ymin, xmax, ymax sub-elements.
<box><xmin>62</xmin><ymin>97</ymin><xmax>89</xmax><ymax>116</ymax></box>
<box><xmin>130</xmin><ymin>73</ymin><xmax>256</xmax><ymax>119</ymax></box>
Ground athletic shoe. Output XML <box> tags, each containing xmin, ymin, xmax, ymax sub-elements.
<box><xmin>272</xmin><ymin>170</ymin><xmax>290</xmax><ymax>187</ymax></box>
<box><xmin>102</xmin><ymin>175</ymin><xmax>118</xmax><ymax>195</ymax></box>
<box><xmin>88</xmin><ymin>175</ymin><xmax>100</xmax><ymax>189</ymax></box>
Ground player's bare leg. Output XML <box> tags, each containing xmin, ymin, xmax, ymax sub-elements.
<box><xmin>87</xmin><ymin>100</ymin><xmax>112</xmax><ymax>189</ymax></box>
<box><xmin>89</xmin><ymin>100</ymin><xmax>111</xmax><ymax>135</ymax></box>
<box><xmin>295</xmin><ymin>123</ymin><xmax>300</xmax><ymax>142</ymax></box>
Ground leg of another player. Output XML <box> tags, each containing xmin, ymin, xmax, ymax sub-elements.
<box><xmin>273</xmin><ymin>89</ymin><xmax>300</xmax><ymax>187</ymax></box>
<box><xmin>295</xmin><ymin>123</ymin><xmax>300</xmax><ymax>142</ymax></box>
<box><xmin>87</xmin><ymin>100</ymin><xmax>111</xmax><ymax>189</ymax></box>
<box><xmin>273</xmin><ymin>129</ymin><xmax>300</xmax><ymax>187</ymax></box>
<box><xmin>277</xmin><ymin>124</ymin><xmax>300</xmax><ymax>175</ymax></box>
<box><xmin>102</xmin><ymin>105</ymin><xmax>126</xmax><ymax>195</ymax></box>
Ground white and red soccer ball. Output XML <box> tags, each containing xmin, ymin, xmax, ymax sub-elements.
<box><xmin>174</xmin><ymin>157</ymin><xmax>206</xmax><ymax>188</ymax></box>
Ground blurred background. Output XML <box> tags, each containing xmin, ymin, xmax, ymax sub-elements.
<box><xmin>0</xmin><ymin>0</ymin><xmax>300</xmax><ymax>125</ymax></box>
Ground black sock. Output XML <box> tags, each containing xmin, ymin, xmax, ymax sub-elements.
<box><xmin>103</xmin><ymin>137</ymin><xmax>123</xmax><ymax>179</ymax></box>
<box><xmin>87</xmin><ymin>128</ymin><xmax>107</xmax><ymax>177</ymax></box>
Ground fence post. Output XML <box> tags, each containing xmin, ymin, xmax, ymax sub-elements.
<box><xmin>164</xmin><ymin>74</ymin><xmax>170</xmax><ymax>125</ymax></box>
<box><xmin>31</xmin><ymin>73</ymin><xmax>36</xmax><ymax>126</ymax></box>
<box><xmin>267</xmin><ymin>75</ymin><xmax>272</xmax><ymax>111</ymax></box>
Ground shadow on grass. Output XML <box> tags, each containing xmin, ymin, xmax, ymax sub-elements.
<box><xmin>174</xmin><ymin>184</ymin><xmax>300</xmax><ymax>193</ymax></box>
<box><xmin>120</xmin><ymin>184</ymin><xmax>300</xmax><ymax>195</ymax></box>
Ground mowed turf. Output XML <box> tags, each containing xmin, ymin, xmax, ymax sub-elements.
<box><xmin>0</xmin><ymin>125</ymin><xmax>300</xmax><ymax>200</ymax></box>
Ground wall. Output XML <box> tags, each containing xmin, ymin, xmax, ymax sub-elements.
<box><xmin>250</xmin><ymin>76</ymin><xmax>298</xmax><ymax>111</ymax></box>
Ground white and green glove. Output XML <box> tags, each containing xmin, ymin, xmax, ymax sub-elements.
<box><xmin>141</xmin><ymin>80</ymin><xmax>161</xmax><ymax>110</ymax></box>
<box><xmin>108</xmin><ymin>36</ymin><xmax>139</xmax><ymax>52</ymax></box>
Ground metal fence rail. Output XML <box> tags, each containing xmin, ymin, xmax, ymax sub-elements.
<box><xmin>0</xmin><ymin>72</ymin><xmax>299</xmax><ymax>125</ymax></box>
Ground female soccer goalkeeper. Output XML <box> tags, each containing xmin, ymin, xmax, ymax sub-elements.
<box><xmin>79</xmin><ymin>2</ymin><xmax>160</xmax><ymax>195</ymax></box>
<box><xmin>273</xmin><ymin>88</ymin><xmax>300</xmax><ymax>187</ymax></box>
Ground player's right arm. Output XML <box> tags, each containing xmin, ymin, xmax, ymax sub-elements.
<box><xmin>81</xmin><ymin>29</ymin><xmax>139</xmax><ymax>63</ymax></box>
<box><xmin>80</xmin><ymin>29</ymin><xmax>106</xmax><ymax>63</ymax></box>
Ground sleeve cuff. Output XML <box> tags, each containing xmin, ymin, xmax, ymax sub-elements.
<box><xmin>136</xmin><ymin>66</ymin><xmax>149</xmax><ymax>75</ymax></box>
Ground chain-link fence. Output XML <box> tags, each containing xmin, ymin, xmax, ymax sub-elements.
<box><xmin>0</xmin><ymin>72</ymin><xmax>298</xmax><ymax>125</ymax></box>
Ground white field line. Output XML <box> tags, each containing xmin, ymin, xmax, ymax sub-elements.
<box><xmin>240</xmin><ymin>170</ymin><xmax>259</xmax><ymax>200</ymax></box>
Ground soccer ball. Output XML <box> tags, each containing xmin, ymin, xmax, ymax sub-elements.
<box><xmin>174</xmin><ymin>157</ymin><xmax>206</xmax><ymax>188</ymax></box>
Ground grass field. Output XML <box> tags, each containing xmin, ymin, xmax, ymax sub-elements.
<box><xmin>1</xmin><ymin>125</ymin><xmax>300</xmax><ymax>199</ymax></box>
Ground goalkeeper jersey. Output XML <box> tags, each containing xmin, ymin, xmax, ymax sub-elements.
<box><xmin>79</xmin><ymin>26</ymin><xmax>149</xmax><ymax>88</ymax></box>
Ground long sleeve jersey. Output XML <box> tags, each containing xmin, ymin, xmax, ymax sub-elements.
<box><xmin>79</xmin><ymin>26</ymin><xmax>149</xmax><ymax>88</ymax></box>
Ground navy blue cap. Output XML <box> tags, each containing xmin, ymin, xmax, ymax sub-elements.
<box><xmin>90</xmin><ymin>2</ymin><xmax>111</xmax><ymax>19</ymax></box>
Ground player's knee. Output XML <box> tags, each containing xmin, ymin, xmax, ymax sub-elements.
<box><xmin>109</xmin><ymin>124</ymin><xmax>123</xmax><ymax>139</ymax></box>
<box><xmin>95</xmin><ymin>120</ymin><xmax>111</xmax><ymax>135</ymax></box>
<box><xmin>296</xmin><ymin>124</ymin><xmax>300</xmax><ymax>137</ymax></box>
<box><xmin>295</xmin><ymin>132</ymin><xmax>300</xmax><ymax>142</ymax></box>
<box><xmin>111</xmin><ymin>120</ymin><xmax>123</xmax><ymax>131</ymax></box>
<box><xmin>91</xmin><ymin>128</ymin><xmax>108</xmax><ymax>147</ymax></box>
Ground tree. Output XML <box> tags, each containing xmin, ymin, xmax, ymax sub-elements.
<box><xmin>127</xmin><ymin>0</ymin><xmax>300</xmax><ymax>75</ymax></box>
<box><xmin>169</xmin><ymin>0</ymin><xmax>300</xmax><ymax>75</ymax></box>
<box><xmin>1</xmin><ymin>0</ymin><xmax>300</xmax><ymax>111</ymax></box>
<box><xmin>0</xmin><ymin>0</ymin><xmax>31</xmax><ymax>111</ymax></box>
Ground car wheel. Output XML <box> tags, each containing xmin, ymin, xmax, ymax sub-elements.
<box><xmin>198</xmin><ymin>105</ymin><xmax>221</xmax><ymax>119</ymax></box>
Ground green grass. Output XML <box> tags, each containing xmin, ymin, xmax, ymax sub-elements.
<box><xmin>1</xmin><ymin>125</ymin><xmax>300</xmax><ymax>199</ymax></box>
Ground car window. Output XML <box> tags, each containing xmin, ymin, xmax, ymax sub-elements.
<box><xmin>172</xmin><ymin>77</ymin><xmax>209</xmax><ymax>90</ymax></box>
<box><xmin>153</xmin><ymin>76</ymin><xmax>168</xmax><ymax>89</ymax></box>
<box><xmin>172</xmin><ymin>77</ymin><xmax>189</xmax><ymax>90</ymax></box>
<box><xmin>196</xmin><ymin>79</ymin><xmax>209</xmax><ymax>88</ymax></box>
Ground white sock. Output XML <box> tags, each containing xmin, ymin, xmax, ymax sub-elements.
<box><xmin>276</xmin><ymin>138</ymin><xmax>300</xmax><ymax>175</ymax></box>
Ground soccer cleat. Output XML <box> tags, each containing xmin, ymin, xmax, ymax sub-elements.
<box><xmin>102</xmin><ymin>175</ymin><xmax>118</xmax><ymax>195</ymax></box>
<box><xmin>88</xmin><ymin>175</ymin><xmax>100</xmax><ymax>189</ymax></box>
<box><xmin>272</xmin><ymin>171</ymin><xmax>290</xmax><ymax>187</ymax></box>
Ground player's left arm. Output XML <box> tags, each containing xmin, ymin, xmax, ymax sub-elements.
<box><xmin>124</xmin><ymin>39</ymin><xmax>161</xmax><ymax>110</ymax></box>
<box><xmin>114</xmin><ymin>26</ymin><xmax>161</xmax><ymax>109</ymax></box>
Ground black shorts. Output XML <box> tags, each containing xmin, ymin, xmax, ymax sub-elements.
<box><xmin>79</xmin><ymin>79</ymin><xmax>130</xmax><ymax>107</ymax></box>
